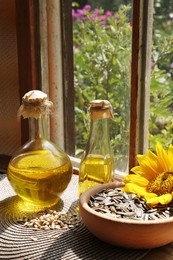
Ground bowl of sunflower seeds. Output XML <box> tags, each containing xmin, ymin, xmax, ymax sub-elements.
<box><xmin>79</xmin><ymin>181</ymin><xmax>173</xmax><ymax>249</ymax></box>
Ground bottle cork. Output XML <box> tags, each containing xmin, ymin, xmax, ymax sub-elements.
<box><xmin>90</xmin><ymin>100</ymin><xmax>114</xmax><ymax>121</ymax></box>
<box><xmin>17</xmin><ymin>90</ymin><xmax>53</xmax><ymax>119</ymax></box>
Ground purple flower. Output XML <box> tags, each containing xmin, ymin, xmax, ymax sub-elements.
<box><xmin>95</xmin><ymin>9</ymin><xmax>102</xmax><ymax>15</ymax></box>
<box><xmin>83</xmin><ymin>5</ymin><xmax>91</xmax><ymax>11</ymax></box>
<box><xmin>77</xmin><ymin>9</ymin><xmax>84</xmax><ymax>16</ymax></box>
<box><xmin>72</xmin><ymin>5</ymin><xmax>91</xmax><ymax>21</ymax></box>
<box><xmin>72</xmin><ymin>6</ymin><xmax>112</xmax><ymax>26</ymax></box>
<box><xmin>100</xmin><ymin>15</ymin><xmax>107</xmax><ymax>25</ymax></box>
<box><xmin>90</xmin><ymin>13</ymin><xmax>96</xmax><ymax>21</ymax></box>
<box><xmin>72</xmin><ymin>9</ymin><xmax>79</xmax><ymax>19</ymax></box>
<box><xmin>170</xmin><ymin>63</ymin><xmax>173</xmax><ymax>68</ymax></box>
<box><xmin>105</xmin><ymin>11</ymin><xmax>112</xmax><ymax>17</ymax></box>
<box><xmin>72</xmin><ymin>8</ymin><xmax>85</xmax><ymax>20</ymax></box>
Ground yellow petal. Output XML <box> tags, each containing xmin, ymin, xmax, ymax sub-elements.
<box><xmin>137</xmin><ymin>154</ymin><xmax>147</xmax><ymax>164</ymax></box>
<box><xmin>146</xmin><ymin>196</ymin><xmax>160</xmax><ymax>206</ymax></box>
<box><xmin>134</xmin><ymin>152</ymin><xmax>159</xmax><ymax>180</ymax></box>
<box><xmin>131</xmin><ymin>163</ymin><xmax>157</xmax><ymax>181</ymax></box>
<box><xmin>147</xmin><ymin>193</ymin><xmax>172</xmax><ymax>206</ymax></box>
<box><xmin>146</xmin><ymin>149</ymin><xmax>157</xmax><ymax>161</ymax></box>
<box><xmin>146</xmin><ymin>149</ymin><xmax>160</xmax><ymax>172</ymax></box>
<box><xmin>130</xmin><ymin>165</ymin><xmax>143</xmax><ymax>174</ymax></box>
<box><xmin>137</xmin><ymin>152</ymin><xmax>158</xmax><ymax>172</ymax></box>
<box><xmin>159</xmin><ymin>194</ymin><xmax>172</xmax><ymax>204</ymax></box>
<box><xmin>156</xmin><ymin>143</ymin><xmax>170</xmax><ymax>172</ymax></box>
<box><xmin>139</xmin><ymin>160</ymin><xmax>158</xmax><ymax>180</ymax></box>
<box><xmin>123</xmin><ymin>174</ymin><xmax>149</xmax><ymax>187</ymax></box>
<box><xmin>122</xmin><ymin>183</ymin><xmax>155</xmax><ymax>199</ymax></box>
<box><xmin>168</xmin><ymin>144</ymin><xmax>173</xmax><ymax>171</ymax></box>
<box><xmin>143</xmin><ymin>192</ymin><xmax>157</xmax><ymax>200</ymax></box>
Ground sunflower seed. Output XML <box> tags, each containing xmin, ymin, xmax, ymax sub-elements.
<box><xmin>19</xmin><ymin>209</ymin><xmax>81</xmax><ymax>231</ymax></box>
<box><xmin>30</xmin><ymin>236</ymin><xmax>38</xmax><ymax>241</ymax></box>
<box><xmin>88</xmin><ymin>187</ymin><xmax>173</xmax><ymax>221</ymax></box>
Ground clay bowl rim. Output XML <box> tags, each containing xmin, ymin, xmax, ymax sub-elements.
<box><xmin>79</xmin><ymin>181</ymin><xmax>173</xmax><ymax>225</ymax></box>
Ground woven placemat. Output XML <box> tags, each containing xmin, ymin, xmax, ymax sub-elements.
<box><xmin>0</xmin><ymin>174</ymin><xmax>150</xmax><ymax>260</ymax></box>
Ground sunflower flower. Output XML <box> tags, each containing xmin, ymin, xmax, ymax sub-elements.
<box><xmin>122</xmin><ymin>143</ymin><xmax>173</xmax><ymax>206</ymax></box>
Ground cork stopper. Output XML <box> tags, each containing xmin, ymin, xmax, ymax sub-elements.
<box><xmin>18</xmin><ymin>90</ymin><xmax>53</xmax><ymax>119</ymax></box>
<box><xmin>90</xmin><ymin>100</ymin><xmax>114</xmax><ymax>121</ymax></box>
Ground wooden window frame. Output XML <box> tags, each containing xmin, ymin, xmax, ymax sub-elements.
<box><xmin>129</xmin><ymin>0</ymin><xmax>153</xmax><ymax>169</ymax></box>
<box><xmin>15</xmin><ymin>0</ymin><xmax>40</xmax><ymax>144</ymax></box>
<box><xmin>15</xmin><ymin>0</ymin><xmax>153</xmax><ymax>170</ymax></box>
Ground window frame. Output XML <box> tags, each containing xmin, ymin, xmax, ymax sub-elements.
<box><xmin>129</xmin><ymin>0</ymin><xmax>153</xmax><ymax>169</ymax></box>
<box><xmin>15</xmin><ymin>0</ymin><xmax>40</xmax><ymax>144</ymax></box>
<box><xmin>15</xmin><ymin>0</ymin><xmax>154</xmax><ymax>171</ymax></box>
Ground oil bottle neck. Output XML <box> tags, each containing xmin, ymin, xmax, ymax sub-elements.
<box><xmin>29</xmin><ymin>116</ymin><xmax>48</xmax><ymax>140</ymax></box>
<box><xmin>85</xmin><ymin>118</ymin><xmax>112</xmax><ymax>155</ymax></box>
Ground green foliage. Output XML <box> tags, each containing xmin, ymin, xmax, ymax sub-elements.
<box><xmin>73</xmin><ymin>1</ymin><xmax>173</xmax><ymax>162</ymax></box>
<box><xmin>73</xmin><ymin>5</ymin><xmax>132</xmax><ymax>169</ymax></box>
<box><xmin>149</xmin><ymin>1</ymin><xmax>173</xmax><ymax>151</ymax></box>
<box><xmin>87</xmin><ymin>0</ymin><xmax>132</xmax><ymax>14</ymax></box>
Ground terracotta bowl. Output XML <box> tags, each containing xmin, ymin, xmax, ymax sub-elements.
<box><xmin>79</xmin><ymin>181</ymin><xmax>173</xmax><ymax>249</ymax></box>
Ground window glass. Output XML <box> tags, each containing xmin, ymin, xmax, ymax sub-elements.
<box><xmin>72</xmin><ymin>1</ymin><xmax>133</xmax><ymax>174</ymax></box>
<box><xmin>149</xmin><ymin>0</ymin><xmax>173</xmax><ymax>150</ymax></box>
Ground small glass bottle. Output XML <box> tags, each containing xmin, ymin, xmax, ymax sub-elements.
<box><xmin>78</xmin><ymin>100</ymin><xmax>115</xmax><ymax>196</ymax></box>
<box><xmin>7</xmin><ymin>90</ymin><xmax>72</xmax><ymax>208</ymax></box>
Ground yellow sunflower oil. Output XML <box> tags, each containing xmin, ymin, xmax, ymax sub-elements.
<box><xmin>8</xmin><ymin>150</ymin><xmax>72</xmax><ymax>207</ymax></box>
<box><xmin>78</xmin><ymin>154</ymin><xmax>114</xmax><ymax>195</ymax></box>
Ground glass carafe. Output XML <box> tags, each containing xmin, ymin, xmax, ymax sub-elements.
<box><xmin>7</xmin><ymin>90</ymin><xmax>72</xmax><ymax>208</ymax></box>
<box><xmin>78</xmin><ymin>100</ymin><xmax>115</xmax><ymax>196</ymax></box>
